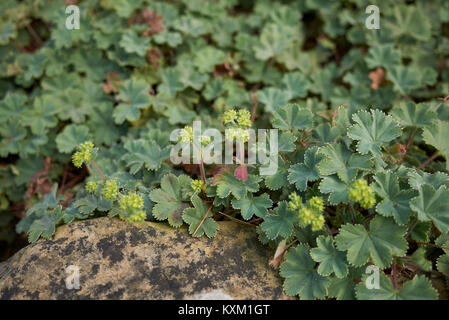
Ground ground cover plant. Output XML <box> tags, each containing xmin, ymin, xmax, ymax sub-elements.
<box><xmin>1</xmin><ymin>0</ymin><xmax>449</xmax><ymax>300</ymax></box>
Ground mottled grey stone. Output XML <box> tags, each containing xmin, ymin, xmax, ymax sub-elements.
<box><xmin>0</xmin><ymin>217</ymin><xmax>291</xmax><ymax>300</ymax></box>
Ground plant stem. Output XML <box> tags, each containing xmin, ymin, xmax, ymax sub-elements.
<box><xmin>199</xmin><ymin>158</ymin><xmax>207</xmax><ymax>184</ymax></box>
<box><xmin>26</xmin><ymin>24</ymin><xmax>43</xmax><ymax>46</ymax></box>
<box><xmin>349</xmin><ymin>203</ymin><xmax>357</xmax><ymax>223</ymax></box>
<box><xmin>416</xmin><ymin>241</ymin><xmax>449</xmax><ymax>251</ymax></box>
<box><xmin>391</xmin><ymin>260</ymin><xmax>398</xmax><ymax>291</ymax></box>
<box><xmin>192</xmin><ymin>142</ymin><xmax>207</xmax><ymax>184</ymax></box>
<box><xmin>217</xmin><ymin>211</ymin><xmax>257</xmax><ymax>227</ymax></box>
<box><xmin>193</xmin><ymin>204</ymin><xmax>213</xmax><ymax>237</ymax></box>
<box><xmin>417</xmin><ymin>152</ymin><xmax>439</xmax><ymax>170</ymax></box>
<box><xmin>404</xmin><ymin>219</ymin><xmax>418</xmax><ymax>239</ymax></box>
<box><xmin>433</xmin><ymin>94</ymin><xmax>449</xmax><ymax>112</ymax></box>
<box><xmin>91</xmin><ymin>160</ymin><xmax>106</xmax><ymax>180</ymax></box>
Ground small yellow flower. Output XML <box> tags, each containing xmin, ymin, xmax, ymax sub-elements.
<box><xmin>311</xmin><ymin>214</ymin><xmax>325</xmax><ymax>231</ymax></box>
<box><xmin>178</xmin><ymin>126</ymin><xmax>193</xmax><ymax>143</ymax></box>
<box><xmin>102</xmin><ymin>179</ymin><xmax>119</xmax><ymax>200</ymax></box>
<box><xmin>237</xmin><ymin>109</ymin><xmax>251</xmax><ymax>128</ymax></box>
<box><xmin>288</xmin><ymin>192</ymin><xmax>302</xmax><ymax>211</ymax></box>
<box><xmin>309</xmin><ymin>196</ymin><xmax>324</xmax><ymax>213</ymax></box>
<box><xmin>200</xmin><ymin>135</ymin><xmax>211</xmax><ymax>146</ymax></box>
<box><xmin>86</xmin><ymin>181</ymin><xmax>98</xmax><ymax>193</ymax></box>
<box><xmin>191</xmin><ymin>179</ymin><xmax>204</xmax><ymax>193</ymax></box>
<box><xmin>72</xmin><ymin>141</ymin><xmax>94</xmax><ymax>168</ymax></box>
<box><xmin>119</xmin><ymin>192</ymin><xmax>146</xmax><ymax>222</ymax></box>
<box><xmin>223</xmin><ymin>109</ymin><xmax>237</xmax><ymax>124</ymax></box>
<box><xmin>348</xmin><ymin>179</ymin><xmax>376</xmax><ymax>209</ymax></box>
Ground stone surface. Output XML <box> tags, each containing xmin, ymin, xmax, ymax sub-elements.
<box><xmin>0</xmin><ymin>217</ymin><xmax>291</xmax><ymax>300</ymax></box>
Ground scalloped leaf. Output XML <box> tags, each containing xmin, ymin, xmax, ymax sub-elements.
<box><xmin>260</xmin><ymin>201</ymin><xmax>298</xmax><ymax>240</ymax></box>
<box><xmin>149</xmin><ymin>173</ymin><xmax>191</xmax><ymax>227</ymax></box>
<box><xmin>356</xmin><ymin>273</ymin><xmax>437</xmax><ymax>300</ymax></box>
<box><xmin>310</xmin><ymin>236</ymin><xmax>348</xmax><ymax>278</ymax></box>
<box><xmin>183</xmin><ymin>194</ymin><xmax>218</xmax><ymax>238</ymax></box>
<box><xmin>372</xmin><ymin>171</ymin><xmax>417</xmax><ymax>225</ymax></box>
<box><xmin>347</xmin><ymin>109</ymin><xmax>402</xmax><ymax>158</ymax></box>
<box><xmin>288</xmin><ymin>146</ymin><xmax>323</xmax><ymax>191</ymax></box>
<box><xmin>280</xmin><ymin>244</ymin><xmax>329</xmax><ymax>300</ymax></box>
<box><xmin>335</xmin><ymin>216</ymin><xmax>408</xmax><ymax>269</ymax></box>
<box><xmin>232</xmin><ymin>193</ymin><xmax>272</xmax><ymax>220</ymax></box>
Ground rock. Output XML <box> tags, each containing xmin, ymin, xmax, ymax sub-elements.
<box><xmin>0</xmin><ymin>217</ymin><xmax>291</xmax><ymax>300</ymax></box>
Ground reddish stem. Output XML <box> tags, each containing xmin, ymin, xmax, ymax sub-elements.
<box><xmin>417</xmin><ymin>152</ymin><xmax>439</xmax><ymax>170</ymax></box>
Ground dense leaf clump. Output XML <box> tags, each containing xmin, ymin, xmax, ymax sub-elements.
<box><xmin>1</xmin><ymin>0</ymin><xmax>449</xmax><ymax>300</ymax></box>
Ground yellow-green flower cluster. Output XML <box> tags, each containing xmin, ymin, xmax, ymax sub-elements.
<box><xmin>288</xmin><ymin>192</ymin><xmax>302</xmax><ymax>211</ymax></box>
<box><xmin>348</xmin><ymin>179</ymin><xmax>376</xmax><ymax>209</ymax></box>
<box><xmin>178</xmin><ymin>126</ymin><xmax>193</xmax><ymax>143</ymax></box>
<box><xmin>200</xmin><ymin>135</ymin><xmax>211</xmax><ymax>146</ymax></box>
<box><xmin>288</xmin><ymin>194</ymin><xmax>326</xmax><ymax>231</ymax></box>
<box><xmin>223</xmin><ymin>109</ymin><xmax>237</xmax><ymax>124</ymax></box>
<box><xmin>237</xmin><ymin>109</ymin><xmax>251</xmax><ymax>128</ymax></box>
<box><xmin>223</xmin><ymin>108</ymin><xmax>252</xmax><ymax>142</ymax></box>
<box><xmin>72</xmin><ymin>141</ymin><xmax>94</xmax><ymax>168</ymax></box>
<box><xmin>191</xmin><ymin>179</ymin><xmax>204</xmax><ymax>193</ymax></box>
<box><xmin>119</xmin><ymin>192</ymin><xmax>146</xmax><ymax>222</ymax></box>
<box><xmin>225</xmin><ymin>127</ymin><xmax>250</xmax><ymax>142</ymax></box>
<box><xmin>86</xmin><ymin>181</ymin><xmax>98</xmax><ymax>193</ymax></box>
<box><xmin>102</xmin><ymin>179</ymin><xmax>119</xmax><ymax>200</ymax></box>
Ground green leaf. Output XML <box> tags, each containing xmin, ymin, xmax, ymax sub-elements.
<box><xmin>327</xmin><ymin>266</ymin><xmax>364</xmax><ymax>300</ymax></box>
<box><xmin>390</xmin><ymin>102</ymin><xmax>437</xmax><ymax>128</ymax></box>
<box><xmin>319</xmin><ymin>175</ymin><xmax>350</xmax><ymax>205</ymax></box>
<box><xmin>372</xmin><ymin>171</ymin><xmax>417</xmax><ymax>225</ymax></box>
<box><xmin>253</xmin><ymin>24</ymin><xmax>299</xmax><ymax>60</ymax></box>
<box><xmin>55</xmin><ymin>124</ymin><xmax>91</xmax><ymax>153</ymax></box>
<box><xmin>437</xmin><ymin>254</ymin><xmax>449</xmax><ymax>277</ymax></box>
<box><xmin>310</xmin><ymin>236</ymin><xmax>348</xmax><ymax>278</ymax></box>
<box><xmin>157</xmin><ymin>68</ymin><xmax>185</xmax><ymax>98</ymax></box>
<box><xmin>422</xmin><ymin>121</ymin><xmax>449</xmax><ymax>171</ymax></box>
<box><xmin>410</xmin><ymin>184</ymin><xmax>449</xmax><ymax>233</ymax></box>
<box><xmin>0</xmin><ymin>22</ymin><xmax>16</xmax><ymax>45</ymax></box>
<box><xmin>122</xmin><ymin>139</ymin><xmax>165</xmax><ymax>174</ymax></box>
<box><xmin>114</xmin><ymin>79</ymin><xmax>151</xmax><ymax>124</ymax></box>
<box><xmin>257</xmin><ymin>87</ymin><xmax>289</xmax><ymax>113</ymax></box>
<box><xmin>318</xmin><ymin>143</ymin><xmax>372</xmax><ymax>183</ymax></box>
<box><xmin>183</xmin><ymin>194</ymin><xmax>218</xmax><ymax>238</ymax></box>
<box><xmin>410</xmin><ymin>247</ymin><xmax>432</xmax><ymax>272</ymax></box>
<box><xmin>214</xmin><ymin>170</ymin><xmax>261</xmax><ymax>200</ymax></box>
<box><xmin>335</xmin><ymin>216</ymin><xmax>408</xmax><ymax>269</ymax></box>
<box><xmin>0</xmin><ymin>92</ymin><xmax>26</xmax><ymax>123</ymax></box>
<box><xmin>22</xmin><ymin>96</ymin><xmax>59</xmax><ymax>135</ymax></box>
<box><xmin>260</xmin><ymin>201</ymin><xmax>298</xmax><ymax>240</ymax></box>
<box><xmin>387</xmin><ymin>5</ymin><xmax>432</xmax><ymax>41</ymax></box>
<box><xmin>347</xmin><ymin>109</ymin><xmax>402</xmax><ymax>158</ymax></box>
<box><xmin>271</xmin><ymin>103</ymin><xmax>313</xmax><ymax>131</ymax></box>
<box><xmin>365</xmin><ymin>44</ymin><xmax>401</xmax><ymax>70</ymax></box>
<box><xmin>288</xmin><ymin>146</ymin><xmax>323</xmax><ymax>191</ymax></box>
<box><xmin>282</xmin><ymin>72</ymin><xmax>309</xmax><ymax>99</ymax></box>
<box><xmin>149</xmin><ymin>173</ymin><xmax>191</xmax><ymax>227</ymax></box>
<box><xmin>231</xmin><ymin>193</ymin><xmax>272</xmax><ymax>220</ymax></box>
<box><xmin>119</xmin><ymin>30</ymin><xmax>150</xmax><ymax>57</ymax></box>
<box><xmin>193</xmin><ymin>46</ymin><xmax>226</xmax><ymax>73</ymax></box>
<box><xmin>280</xmin><ymin>244</ymin><xmax>329</xmax><ymax>300</ymax></box>
<box><xmin>0</xmin><ymin>122</ymin><xmax>26</xmax><ymax>157</ymax></box>
<box><xmin>408</xmin><ymin>171</ymin><xmax>449</xmax><ymax>191</ymax></box>
<box><xmin>28</xmin><ymin>206</ymin><xmax>64</xmax><ymax>243</ymax></box>
<box><xmin>387</xmin><ymin>66</ymin><xmax>422</xmax><ymax>95</ymax></box>
<box><xmin>356</xmin><ymin>273</ymin><xmax>437</xmax><ymax>300</ymax></box>
<box><xmin>264</xmin><ymin>158</ymin><xmax>289</xmax><ymax>191</ymax></box>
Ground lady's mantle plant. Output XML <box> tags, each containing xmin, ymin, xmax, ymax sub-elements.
<box><xmin>1</xmin><ymin>0</ymin><xmax>449</xmax><ymax>301</ymax></box>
